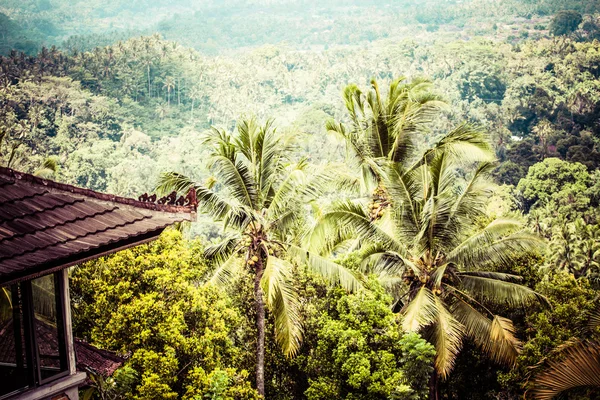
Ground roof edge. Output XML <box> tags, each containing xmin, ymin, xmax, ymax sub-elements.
<box><xmin>0</xmin><ymin>166</ymin><xmax>197</xmax><ymax>215</ymax></box>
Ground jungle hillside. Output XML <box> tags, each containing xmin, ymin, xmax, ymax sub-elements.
<box><xmin>1</xmin><ymin>0</ymin><xmax>600</xmax><ymax>399</ymax></box>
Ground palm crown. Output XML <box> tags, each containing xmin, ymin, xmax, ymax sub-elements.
<box><xmin>326</xmin><ymin>77</ymin><xmax>491</xmax><ymax>193</ymax></box>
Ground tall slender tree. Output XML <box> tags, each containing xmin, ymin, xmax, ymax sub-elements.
<box><xmin>163</xmin><ymin>76</ymin><xmax>175</xmax><ymax>106</ymax></box>
<box><xmin>157</xmin><ymin>117</ymin><xmax>361</xmax><ymax>396</ymax></box>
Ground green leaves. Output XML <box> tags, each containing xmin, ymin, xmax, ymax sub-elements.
<box><xmin>457</xmin><ymin>274</ymin><xmax>549</xmax><ymax>308</ymax></box>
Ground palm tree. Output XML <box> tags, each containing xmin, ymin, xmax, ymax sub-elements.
<box><xmin>163</xmin><ymin>76</ymin><xmax>175</xmax><ymax>106</ymax></box>
<box><xmin>141</xmin><ymin>56</ymin><xmax>153</xmax><ymax>98</ymax></box>
<box><xmin>156</xmin><ymin>117</ymin><xmax>361</xmax><ymax>396</ymax></box>
<box><xmin>310</xmin><ymin>129</ymin><xmax>546</xmax><ymax>398</ymax></box>
<box><xmin>189</xmin><ymin>86</ymin><xmax>202</xmax><ymax>121</ymax></box>
<box><xmin>325</xmin><ymin>77</ymin><xmax>447</xmax><ymax>193</ymax></box>
<box><xmin>155</xmin><ymin>103</ymin><xmax>169</xmax><ymax>121</ymax></box>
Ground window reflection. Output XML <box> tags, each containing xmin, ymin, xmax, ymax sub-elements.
<box><xmin>0</xmin><ymin>285</ymin><xmax>30</xmax><ymax>396</ymax></box>
<box><xmin>0</xmin><ymin>273</ymin><xmax>69</xmax><ymax>398</ymax></box>
<box><xmin>31</xmin><ymin>274</ymin><xmax>68</xmax><ymax>382</ymax></box>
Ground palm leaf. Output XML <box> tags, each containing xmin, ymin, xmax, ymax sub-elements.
<box><xmin>207</xmin><ymin>254</ymin><xmax>243</xmax><ymax>287</ymax></box>
<box><xmin>409</xmin><ymin>123</ymin><xmax>494</xmax><ymax>172</ymax></box>
<box><xmin>156</xmin><ymin>171</ymin><xmax>235</xmax><ymax>221</ymax></box>
<box><xmin>261</xmin><ymin>256</ymin><xmax>303</xmax><ymax>357</ymax></box>
<box><xmin>426</xmin><ymin>297</ymin><xmax>464</xmax><ymax>379</ymax></box>
<box><xmin>204</xmin><ymin>235</ymin><xmax>241</xmax><ymax>263</ymax></box>
<box><xmin>287</xmin><ymin>245</ymin><xmax>362</xmax><ymax>292</ymax></box>
<box><xmin>457</xmin><ymin>275</ymin><xmax>549</xmax><ymax>308</ymax></box>
<box><xmin>402</xmin><ymin>286</ymin><xmax>439</xmax><ymax>332</ymax></box>
<box><xmin>530</xmin><ymin>340</ymin><xmax>600</xmax><ymax>400</ymax></box>
<box><xmin>452</xmin><ymin>299</ymin><xmax>521</xmax><ymax>366</ymax></box>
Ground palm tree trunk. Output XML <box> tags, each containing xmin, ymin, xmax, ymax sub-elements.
<box><xmin>254</xmin><ymin>261</ymin><xmax>266</xmax><ymax>397</ymax></box>
<box><xmin>429</xmin><ymin>369</ymin><xmax>440</xmax><ymax>400</ymax></box>
<box><xmin>147</xmin><ymin>64</ymin><xmax>151</xmax><ymax>98</ymax></box>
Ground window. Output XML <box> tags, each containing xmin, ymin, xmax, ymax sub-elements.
<box><xmin>0</xmin><ymin>273</ymin><xmax>70</xmax><ymax>399</ymax></box>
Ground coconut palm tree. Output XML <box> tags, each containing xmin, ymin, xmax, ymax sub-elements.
<box><xmin>163</xmin><ymin>76</ymin><xmax>175</xmax><ymax>106</ymax></box>
<box><xmin>309</xmin><ymin>128</ymin><xmax>547</xmax><ymax>398</ymax></box>
<box><xmin>156</xmin><ymin>117</ymin><xmax>361</xmax><ymax>396</ymax></box>
<box><xmin>325</xmin><ymin>77</ymin><xmax>447</xmax><ymax>193</ymax></box>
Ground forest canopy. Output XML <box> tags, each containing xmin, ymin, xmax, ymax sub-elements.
<box><xmin>1</xmin><ymin>0</ymin><xmax>600</xmax><ymax>399</ymax></box>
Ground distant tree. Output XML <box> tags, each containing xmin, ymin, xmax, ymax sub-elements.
<box><xmin>516</xmin><ymin>158</ymin><xmax>598</xmax><ymax>217</ymax></box>
<box><xmin>549</xmin><ymin>10</ymin><xmax>583</xmax><ymax>36</ymax></box>
<box><xmin>163</xmin><ymin>76</ymin><xmax>175</xmax><ymax>106</ymax></box>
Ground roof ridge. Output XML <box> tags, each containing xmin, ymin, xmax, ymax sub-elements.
<box><xmin>0</xmin><ymin>167</ymin><xmax>197</xmax><ymax>214</ymax></box>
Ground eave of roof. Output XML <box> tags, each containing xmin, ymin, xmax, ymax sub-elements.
<box><xmin>0</xmin><ymin>167</ymin><xmax>197</xmax><ymax>285</ymax></box>
<box><xmin>0</xmin><ymin>167</ymin><xmax>197</xmax><ymax>214</ymax></box>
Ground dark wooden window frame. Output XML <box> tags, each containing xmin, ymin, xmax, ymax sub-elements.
<box><xmin>0</xmin><ymin>273</ymin><xmax>70</xmax><ymax>399</ymax></box>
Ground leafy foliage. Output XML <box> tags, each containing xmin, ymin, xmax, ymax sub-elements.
<box><xmin>70</xmin><ymin>230</ymin><xmax>258</xmax><ymax>399</ymax></box>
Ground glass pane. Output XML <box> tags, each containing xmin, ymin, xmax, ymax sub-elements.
<box><xmin>31</xmin><ymin>275</ymin><xmax>68</xmax><ymax>381</ymax></box>
<box><xmin>0</xmin><ymin>284</ymin><xmax>30</xmax><ymax>397</ymax></box>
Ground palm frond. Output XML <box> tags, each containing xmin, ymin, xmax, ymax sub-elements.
<box><xmin>457</xmin><ymin>275</ymin><xmax>549</xmax><ymax>308</ymax></box>
<box><xmin>207</xmin><ymin>254</ymin><xmax>243</xmax><ymax>287</ymax></box>
<box><xmin>34</xmin><ymin>156</ymin><xmax>59</xmax><ymax>179</ymax></box>
<box><xmin>156</xmin><ymin>171</ymin><xmax>236</xmax><ymax>222</ymax></box>
<box><xmin>447</xmin><ymin>226</ymin><xmax>544</xmax><ymax>271</ymax></box>
<box><xmin>458</xmin><ymin>271</ymin><xmax>524</xmax><ymax>282</ymax></box>
<box><xmin>587</xmin><ymin>305</ymin><xmax>600</xmax><ymax>332</ymax></box>
<box><xmin>266</xmin><ymin>168</ymin><xmax>307</xmax><ymax>222</ymax></box>
<box><xmin>384</xmin><ymin>163</ymin><xmax>421</xmax><ymax>239</ymax></box>
<box><xmin>530</xmin><ymin>340</ymin><xmax>600</xmax><ymax>400</ymax></box>
<box><xmin>427</xmin><ymin>297</ymin><xmax>464</xmax><ymax>379</ymax></box>
<box><xmin>204</xmin><ymin>235</ymin><xmax>241</xmax><ymax>263</ymax></box>
<box><xmin>209</xmin><ymin>155</ymin><xmax>257</xmax><ymax>208</ymax></box>
<box><xmin>410</xmin><ymin>123</ymin><xmax>495</xmax><ymax>171</ymax></box>
<box><xmin>402</xmin><ymin>286</ymin><xmax>439</xmax><ymax>332</ymax></box>
<box><xmin>261</xmin><ymin>256</ymin><xmax>303</xmax><ymax>357</ymax></box>
<box><xmin>287</xmin><ymin>245</ymin><xmax>363</xmax><ymax>292</ymax></box>
<box><xmin>309</xmin><ymin>200</ymin><xmax>404</xmax><ymax>254</ymax></box>
<box><xmin>452</xmin><ymin>299</ymin><xmax>520</xmax><ymax>366</ymax></box>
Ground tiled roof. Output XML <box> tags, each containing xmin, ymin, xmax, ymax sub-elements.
<box><xmin>0</xmin><ymin>318</ymin><xmax>124</xmax><ymax>378</ymax></box>
<box><xmin>0</xmin><ymin>167</ymin><xmax>196</xmax><ymax>285</ymax></box>
<box><xmin>75</xmin><ymin>337</ymin><xmax>125</xmax><ymax>378</ymax></box>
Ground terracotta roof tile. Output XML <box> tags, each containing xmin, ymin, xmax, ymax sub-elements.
<box><xmin>0</xmin><ymin>319</ymin><xmax>124</xmax><ymax>378</ymax></box>
<box><xmin>0</xmin><ymin>167</ymin><xmax>196</xmax><ymax>285</ymax></box>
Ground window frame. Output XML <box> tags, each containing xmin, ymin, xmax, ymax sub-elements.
<box><xmin>0</xmin><ymin>272</ymin><xmax>71</xmax><ymax>399</ymax></box>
